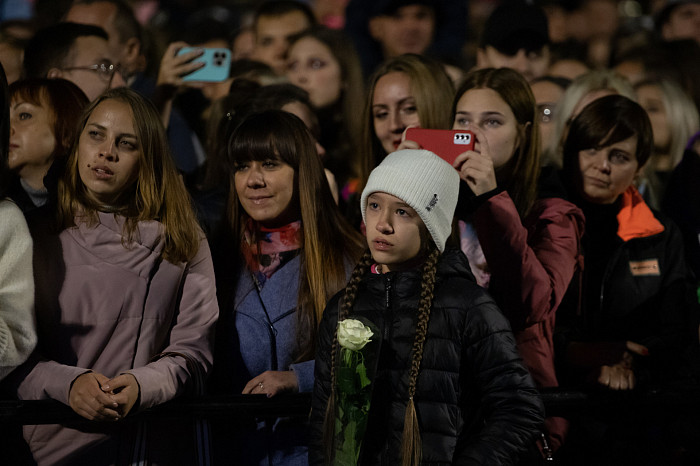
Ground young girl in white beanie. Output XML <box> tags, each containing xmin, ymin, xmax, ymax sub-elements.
<box><xmin>309</xmin><ymin>149</ymin><xmax>544</xmax><ymax>465</ymax></box>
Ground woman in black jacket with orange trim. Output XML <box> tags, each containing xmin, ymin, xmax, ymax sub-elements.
<box><xmin>555</xmin><ymin>95</ymin><xmax>699</xmax><ymax>465</ymax></box>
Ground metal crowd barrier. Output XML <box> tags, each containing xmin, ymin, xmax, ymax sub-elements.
<box><xmin>2</xmin><ymin>386</ymin><xmax>700</xmax><ymax>425</ymax></box>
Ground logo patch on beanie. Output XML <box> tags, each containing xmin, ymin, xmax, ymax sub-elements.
<box><xmin>426</xmin><ymin>194</ymin><xmax>439</xmax><ymax>211</ymax></box>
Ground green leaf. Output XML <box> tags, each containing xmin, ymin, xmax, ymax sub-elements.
<box><xmin>356</xmin><ymin>363</ymin><xmax>370</xmax><ymax>389</ymax></box>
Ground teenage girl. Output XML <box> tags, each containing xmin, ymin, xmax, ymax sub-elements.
<box><xmin>309</xmin><ymin>149</ymin><xmax>544</xmax><ymax>465</ymax></box>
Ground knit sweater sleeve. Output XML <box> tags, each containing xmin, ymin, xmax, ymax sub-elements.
<box><xmin>0</xmin><ymin>200</ymin><xmax>36</xmax><ymax>381</ymax></box>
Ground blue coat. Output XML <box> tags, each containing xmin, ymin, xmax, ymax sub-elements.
<box><xmin>211</xmin><ymin>255</ymin><xmax>336</xmax><ymax>466</ymax></box>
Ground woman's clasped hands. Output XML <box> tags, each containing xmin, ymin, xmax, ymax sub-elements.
<box><xmin>69</xmin><ymin>372</ymin><xmax>140</xmax><ymax>421</ymax></box>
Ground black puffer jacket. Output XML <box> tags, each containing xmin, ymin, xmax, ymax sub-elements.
<box><xmin>309</xmin><ymin>249</ymin><xmax>544</xmax><ymax>465</ymax></box>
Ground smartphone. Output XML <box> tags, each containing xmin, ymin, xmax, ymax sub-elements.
<box><xmin>405</xmin><ymin>128</ymin><xmax>475</xmax><ymax>166</ymax></box>
<box><xmin>177</xmin><ymin>47</ymin><xmax>231</xmax><ymax>82</ymax></box>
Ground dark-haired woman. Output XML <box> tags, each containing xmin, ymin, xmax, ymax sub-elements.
<box><xmin>210</xmin><ymin>110</ymin><xmax>365</xmax><ymax>465</ymax></box>
<box><xmin>309</xmin><ymin>149</ymin><xmax>544</xmax><ymax>465</ymax></box>
<box><xmin>556</xmin><ymin>94</ymin><xmax>699</xmax><ymax>464</ymax></box>
<box><xmin>0</xmin><ymin>64</ymin><xmax>36</xmax><ymax>381</ymax></box>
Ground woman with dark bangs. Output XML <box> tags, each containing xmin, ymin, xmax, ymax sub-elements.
<box><xmin>557</xmin><ymin>94</ymin><xmax>697</xmax><ymax>391</ymax></box>
<box><xmin>555</xmin><ymin>91</ymin><xmax>700</xmax><ymax>466</ymax></box>
<box><xmin>210</xmin><ymin>110</ymin><xmax>365</xmax><ymax>465</ymax></box>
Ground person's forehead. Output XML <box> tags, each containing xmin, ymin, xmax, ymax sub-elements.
<box><xmin>69</xmin><ymin>35</ymin><xmax>112</xmax><ymax>65</ymax></box>
<box><xmin>256</xmin><ymin>11</ymin><xmax>310</xmax><ymax>36</ymax></box>
<box><xmin>66</xmin><ymin>2</ymin><xmax>118</xmax><ymax>32</ymax></box>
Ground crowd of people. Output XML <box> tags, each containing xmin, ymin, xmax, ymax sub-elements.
<box><xmin>0</xmin><ymin>0</ymin><xmax>699</xmax><ymax>464</ymax></box>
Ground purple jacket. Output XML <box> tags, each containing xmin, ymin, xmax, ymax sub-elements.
<box><xmin>18</xmin><ymin>212</ymin><xmax>218</xmax><ymax>465</ymax></box>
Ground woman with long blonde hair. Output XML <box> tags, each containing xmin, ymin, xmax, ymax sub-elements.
<box><xmin>16</xmin><ymin>87</ymin><xmax>218</xmax><ymax>465</ymax></box>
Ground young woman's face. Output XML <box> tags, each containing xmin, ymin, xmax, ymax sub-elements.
<box><xmin>77</xmin><ymin>99</ymin><xmax>140</xmax><ymax>206</ymax></box>
<box><xmin>365</xmin><ymin>192</ymin><xmax>424</xmax><ymax>272</ymax></box>
<box><xmin>452</xmin><ymin>88</ymin><xmax>521</xmax><ymax>169</ymax></box>
<box><xmin>286</xmin><ymin>37</ymin><xmax>343</xmax><ymax>109</ymax></box>
<box><xmin>577</xmin><ymin>134</ymin><xmax>640</xmax><ymax>204</ymax></box>
<box><xmin>636</xmin><ymin>84</ymin><xmax>670</xmax><ymax>153</ymax></box>
<box><xmin>8</xmin><ymin>96</ymin><xmax>57</xmax><ymax>174</ymax></box>
<box><xmin>372</xmin><ymin>71</ymin><xmax>421</xmax><ymax>154</ymax></box>
<box><xmin>234</xmin><ymin>157</ymin><xmax>298</xmax><ymax>228</ymax></box>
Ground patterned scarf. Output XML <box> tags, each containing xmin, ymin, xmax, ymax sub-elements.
<box><xmin>242</xmin><ymin>219</ymin><xmax>303</xmax><ymax>287</ymax></box>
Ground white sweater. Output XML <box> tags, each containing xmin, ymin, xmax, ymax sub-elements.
<box><xmin>0</xmin><ymin>199</ymin><xmax>36</xmax><ymax>380</ymax></box>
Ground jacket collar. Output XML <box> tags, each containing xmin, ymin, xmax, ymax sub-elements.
<box><xmin>616</xmin><ymin>186</ymin><xmax>664</xmax><ymax>241</ymax></box>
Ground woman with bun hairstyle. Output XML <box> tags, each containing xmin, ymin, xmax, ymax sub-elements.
<box><xmin>15</xmin><ymin>87</ymin><xmax>218</xmax><ymax>465</ymax></box>
<box><xmin>309</xmin><ymin>149</ymin><xmax>544</xmax><ymax>465</ymax></box>
<box><xmin>210</xmin><ymin>110</ymin><xmax>364</xmax><ymax>465</ymax></box>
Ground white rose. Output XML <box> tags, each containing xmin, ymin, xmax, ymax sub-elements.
<box><xmin>337</xmin><ymin>319</ymin><xmax>373</xmax><ymax>351</ymax></box>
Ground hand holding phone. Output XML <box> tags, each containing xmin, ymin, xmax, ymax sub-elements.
<box><xmin>404</xmin><ymin>128</ymin><xmax>475</xmax><ymax>166</ymax></box>
<box><xmin>176</xmin><ymin>47</ymin><xmax>231</xmax><ymax>82</ymax></box>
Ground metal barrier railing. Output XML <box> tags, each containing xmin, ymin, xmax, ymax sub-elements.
<box><xmin>2</xmin><ymin>386</ymin><xmax>700</xmax><ymax>425</ymax></box>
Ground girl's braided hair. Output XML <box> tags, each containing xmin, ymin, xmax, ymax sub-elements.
<box><xmin>322</xmin><ymin>246</ymin><xmax>441</xmax><ymax>466</ymax></box>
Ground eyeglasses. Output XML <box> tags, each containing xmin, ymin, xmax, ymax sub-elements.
<box><xmin>62</xmin><ymin>62</ymin><xmax>121</xmax><ymax>83</ymax></box>
<box><xmin>537</xmin><ymin>103</ymin><xmax>556</xmax><ymax>124</ymax></box>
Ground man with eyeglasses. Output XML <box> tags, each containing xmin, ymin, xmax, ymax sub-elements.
<box><xmin>23</xmin><ymin>22</ymin><xmax>125</xmax><ymax>101</ymax></box>
<box><xmin>63</xmin><ymin>0</ymin><xmax>207</xmax><ymax>177</ymax></box>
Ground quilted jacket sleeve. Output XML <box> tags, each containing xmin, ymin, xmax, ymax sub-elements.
<box><xmin>453</xmin><ymin>293</ymin><xmax>545</xmax><ymax>465</ymax></box>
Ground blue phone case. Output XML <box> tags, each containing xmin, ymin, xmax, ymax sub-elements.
<box><xmin>178</xmin><ymin>47</ymin><xmax>231</xmax><ymax>82</ymax></box>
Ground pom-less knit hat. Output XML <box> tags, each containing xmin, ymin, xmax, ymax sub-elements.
<box><xmin>361</xmin><ymin>149</ymin><xmax>459</xmax><ymax>253</ymax></box>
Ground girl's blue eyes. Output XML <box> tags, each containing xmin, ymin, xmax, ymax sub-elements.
<box><xmin>367</xmin><ymin>202</ymin><xmax>411</xmax><ymax>216</ymax></box>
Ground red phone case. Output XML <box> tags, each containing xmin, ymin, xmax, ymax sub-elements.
<box><xmin>405</xmin><ymin>128</ymin><xmax>475</xmax><ymax>166</ymax></box>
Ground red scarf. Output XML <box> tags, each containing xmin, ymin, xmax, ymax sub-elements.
<box><xmin>242</xmin><ymin>220</ymin><xmax>303</xmax><ymax>286</ymax></box>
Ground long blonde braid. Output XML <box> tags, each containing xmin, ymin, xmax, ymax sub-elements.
<box><xmin>401</xmin><ymin>248</ymin><xmax>440</xmax><ymax>466</ymax></box>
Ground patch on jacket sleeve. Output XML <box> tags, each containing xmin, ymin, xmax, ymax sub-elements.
<box><xmin>629</xmin><ymin>259</ymin><xmax>660</xmax><ymax>276</ymax></box>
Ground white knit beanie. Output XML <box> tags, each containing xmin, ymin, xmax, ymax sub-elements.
<box><xmin>361</xmin><ymin>149</ymin><xmax>459</xmax><ymax>253</ymax></box>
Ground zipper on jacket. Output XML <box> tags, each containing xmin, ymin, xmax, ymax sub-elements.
<box><xmin>598</xmin><ymin>247</ymin><xmax>624</xmax><ymax>320</ymax></box>
<box><xmin>383</xmin><ymin>274</ymin><xmax>393</xmax><ymax>342</ymax></box>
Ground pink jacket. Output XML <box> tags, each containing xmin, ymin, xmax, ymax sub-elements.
<box><xmin>471</xmin><ymin>192</ymin><xmax>584</xmax><ymax>388</ymax></box>
<box><xmin>18</xmin><ymin>212</ymin><xmax>218</xmax><ymax>465</ymax></box>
